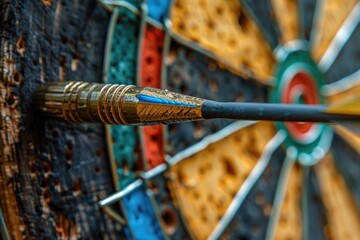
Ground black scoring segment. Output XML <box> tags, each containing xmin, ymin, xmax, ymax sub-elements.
<box><xmin>165</xmin><ymin>42</ymin><xmax>268</xmax><ymax>155</ymax></box>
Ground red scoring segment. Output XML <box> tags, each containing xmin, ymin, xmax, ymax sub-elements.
<box><xmin>140</xmin><ymin>25</ymin><xmax>165</xmax><ymax>88</ymax></box>
<box><xmin>282</xmin><ymin>72</ymin><xmax>320</xmax><ymax>142</ymax></box>
<box><xmin>140</xmin><ymin>24</ymin><xmax>166</xmax><ymax>169</ymax></box>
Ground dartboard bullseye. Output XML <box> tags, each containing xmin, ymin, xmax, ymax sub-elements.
<box><xmin>282</xmin><ymin>71</ymin><xmax>319</xmax><ymax>140</ymax></box>
<box><xmin>272</xmin><ymin>44</ymin><xmax>333</xmax><ymax>165</ymax></box>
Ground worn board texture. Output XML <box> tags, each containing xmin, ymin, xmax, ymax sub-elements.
<box><xmin>0</xmin><ymin>0</ymin><xmax>124</xmax><ymax>239</ymax></box>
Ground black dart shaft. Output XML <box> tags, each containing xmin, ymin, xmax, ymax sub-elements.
<box><xmin>201</xmin><ymin>101</ymin><xmax>359</xmax><ymax>123</ymax></box>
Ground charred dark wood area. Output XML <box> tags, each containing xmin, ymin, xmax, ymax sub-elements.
<box><xmin>0</xmin><ymin>0</ymin><xmax>123</xmax><ymax>238</ymax></box>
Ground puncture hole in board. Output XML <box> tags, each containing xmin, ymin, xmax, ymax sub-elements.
<box><xmin>161</xmin><ymin>207</ymin><xmax>178</xmax><ymax>235</ymax></box>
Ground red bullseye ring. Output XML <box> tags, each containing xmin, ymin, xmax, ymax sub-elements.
<box><xmin>282</xmin><ymin>71</ymin><xmax>320</xmax><ymax>142</ymax></box>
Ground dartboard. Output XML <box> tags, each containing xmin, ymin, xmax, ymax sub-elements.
<box><xmin>98</xmin><ymin>0</ymin><xmax>360</xmax><ymax>239</ymax></box>
<box><xmin>0</xmin><ymin>0</ymin><xmax>360</xmax><ymax>239</ymax></box>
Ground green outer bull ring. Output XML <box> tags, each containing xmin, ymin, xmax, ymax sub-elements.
<box><xmin>271</xmin><ymin>42</ymin><xmax>333</xmax><ymax>165</ymax></box>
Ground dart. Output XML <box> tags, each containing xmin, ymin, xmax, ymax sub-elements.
<box><xmin>34</xmin><ymin>81</ymin><xmax>360</xmax><ymax>130</ymax></box>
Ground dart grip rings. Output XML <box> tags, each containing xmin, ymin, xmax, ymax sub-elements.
<box><xmin>33</xmin><ymin>81</ymin><xmax>204</xmax><ymax>125</ymax></box>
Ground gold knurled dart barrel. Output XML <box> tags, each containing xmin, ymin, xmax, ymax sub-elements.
<box><xmin>33</xmin><ymin>81</ymin><xmax>204</xmax><ymax>125</ymax></box>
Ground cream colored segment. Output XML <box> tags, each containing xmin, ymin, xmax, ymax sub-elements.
<box><xmin>168</xmin><ymin>122</ymin><xmax>275</xmax><ymax>239</ymax></box>
<box><xmin>272</xmin><ymin>0</ymin><xmax>299</xmax><ymax>43</ymax></box>
<box><xmin>325</xmin><ymin>79</ymin><xmax>360</xmax><ymax>115</ymax></box>
<box><xmin>324</xmin><ymin>71</ymin><xmax>360</xmax><ymax>165</ymax></box>
<box><xmin>326</xmin><ymin>97</ymin><xmax>360</xmax><ymax>115</ymax></box>
<box><xmin>335</xmin><ymin>126</ymin><xmax>360</xmax><ymax>155</ymax></box>
<box><xmin>274</xmin><ymin>164</ymin><xmax>303</xmax><ymax>240</ymax></box>
<box><xmin>326</xmin><ymin>79</ymin><xmax>360</xmax><ymax>105</ymax></box>
<box><xmin>170</xmin><ymin>0</ymin><xmax>275</xmax><ymax>82</ymax></box>
<box><xmin>312</xmin><ymin>0</ymin><xmax>358</xmax><ymax>61</ymax></box>
<box><xmin>315</xmin><ymin>154</ymin><xmax>360</xmax><ymax>240</ymax></box>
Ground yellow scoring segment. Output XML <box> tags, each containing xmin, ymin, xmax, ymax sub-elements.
<box><xmin>326</xmin><ymin>97</ymin><xmax>360</xmax><ymax>115</ymax></box>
